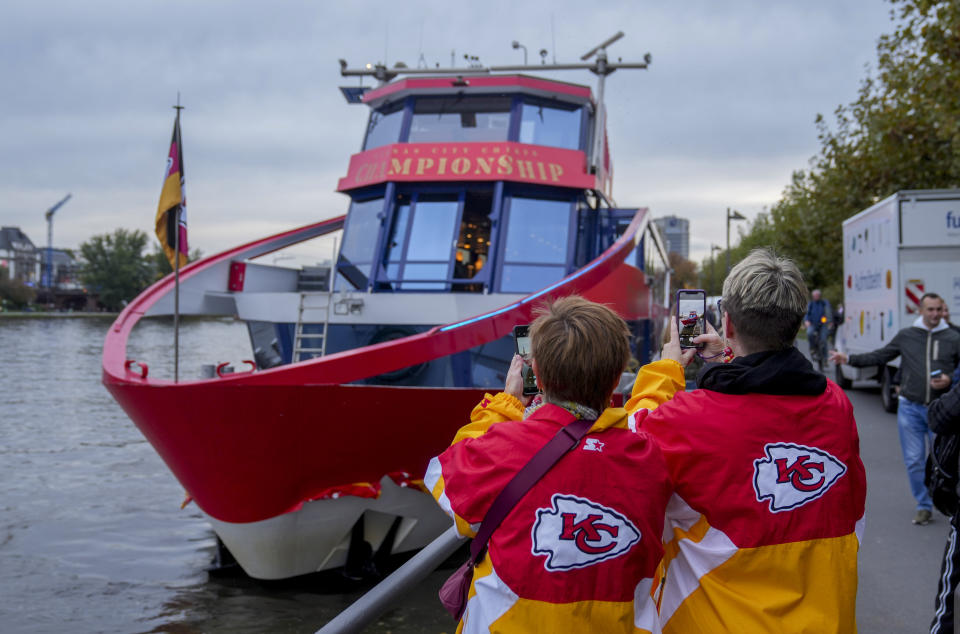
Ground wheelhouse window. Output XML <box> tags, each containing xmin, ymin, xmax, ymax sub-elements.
<box><xmin>453</xmin><ymin>191</ymin><xmax>493</xmax><ymax>292</ymax></box>
<box><xmin>363</xmin><ymin>102</ymin><xmax>405</xmax><ymax>151</ymax></box>
<box><xmin>402</xmin><ymin>195</ymin><xmax>458</xmax><ymax>289</ymax></box>
<box><xmin>500</xmin><ymin>196</ymin><xmax>573</xmax><ymax>293</ymax></box>
<box><xmin>518</xmin><ymin>100</ymin><xmax>583</xmax><ymax>150</ymax></box>
<box><xmin>336</xmin><ymin>196</ymin><xmax>384</xmax><ymax>290</ymax></box>
<box><xmin>380</xmin><ymin>188</ymin><xmax>494</xmax><ymax>292</ymax></box>
<box><xmin>382</xmin><ymin>194</ymin><xmax>459</xmax><ymax>290</ymax></box>
<box><xmin>408</xmin><ymin>95</ymin><xmax>511</xmax><ymax>143</ymax></box>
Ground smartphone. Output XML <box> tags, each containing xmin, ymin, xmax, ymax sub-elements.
<box><xmin>512</xmin><ymin>325</ymin><xmax>539</xmax><ymax>395</ymax></box>
<box><xmin>932</xmin><ymin>369</ymin><xmax>943</xmax><ymax>378</ymax></box>
<box><xmin>676</xmin><ymin>289</ymin><xmax>707</xmax><ymax>349</ymax></box>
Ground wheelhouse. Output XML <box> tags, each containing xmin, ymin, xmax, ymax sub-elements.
<box><xmin>333</xmin><ymin>75</ymin><xmax>654</xmax><ymax>297</ymax></box>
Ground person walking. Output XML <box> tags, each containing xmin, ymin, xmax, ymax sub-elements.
<box><xmin>830</xmin><ymin>293</ymin><xmax>960</xmax><ymax>525</ymax></box>
<box><xmin>927</xmin><ymin>378</ymin><xmax>960</xmax><ymax>633</ymax></box>
<box><xmin>629</xmin><ymin>249</ymin><xmax>866</xmax><ymax>633</ymax></box>
<box><xmin>804</xmin><ymin>289</ymin><xmax>832</xmax><ymax>368</ymax></box>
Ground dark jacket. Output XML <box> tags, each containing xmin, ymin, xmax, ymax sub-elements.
<box><xmin>929</xmin><ymin>379</ymin><xmax>960</xmax><ymax>436</ymax></box>
<box><xmin>848</xmin><ymin>319</ymin><xmax>960</xmax><ymax>404</ymax></box>
<box><xmin>805</xmin><ymin>299</ymin><xmax>832</xmax><ymax>326</ymax></box>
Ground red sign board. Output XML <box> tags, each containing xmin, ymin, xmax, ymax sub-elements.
<box><xmin>337</xmin><ymin>142</ymin><xmax>597</xmax><ymax>191</ymax></box>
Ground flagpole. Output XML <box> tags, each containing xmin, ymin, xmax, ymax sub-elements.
<box><xmin>174</xmin><ymin>205</ymin><xmax>181</xmax><ymax>383</ymax></box>
<box><xmin>173</xmin><ymin>95</ymin><xmax>184</xmax><ymax>383</ymax></box>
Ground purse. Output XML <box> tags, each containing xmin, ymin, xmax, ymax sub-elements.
<box><xmin>439</xmin><ymin>414</ymin><xmax>595</xmax><ymax>620</ymax></box>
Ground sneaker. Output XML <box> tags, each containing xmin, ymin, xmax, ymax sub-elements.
<box><xmin>913</xmin><ymin>509</ymin><xmax>932</xmax><ymax>525</ymax></box>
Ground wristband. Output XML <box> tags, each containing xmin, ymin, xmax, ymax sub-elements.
<box><xmin>698</xmin><ymin>346</ymin><xmax>734</xmax><ymax>363</ymax></box>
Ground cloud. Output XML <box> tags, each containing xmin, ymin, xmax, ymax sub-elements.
<box><xmin>0</xmin><ymin>0</ymin><xmax>892</xmax><ymax>264</ymax></box>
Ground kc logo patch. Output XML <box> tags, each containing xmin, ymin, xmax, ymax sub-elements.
<box><xmin>753</xmin><ymin>442</ymin><xmax>847</xmax><ymax>512</ymax></box>
<box><xmin>531</xmin><ymin>494</ymin><xmax>640</xmax><ymax>571</ymax></box>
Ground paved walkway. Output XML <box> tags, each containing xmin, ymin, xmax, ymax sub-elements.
<box><xmin>847</xmin><ymin>382</ymin><xmax>950</xmax><ymax>633</ymax></box>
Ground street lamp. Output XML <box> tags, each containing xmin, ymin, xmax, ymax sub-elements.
<box><xmin>710</xmin><ymin>244</ymin><xmax>722</xmax><ymax>293</ymax></box>
<box><xmin>511</xmin><ymin>40</ymin><xmax>528</xmax><ymax>65</ymax></box>
<box><xmin>726</xmin><ymin>208</ymin><xmax>746</xmax><ymax>273</ymax></box>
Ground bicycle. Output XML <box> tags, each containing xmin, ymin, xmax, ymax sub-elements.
<box><xmin>808</xmin><ymin>324</ymin><xmax>829</xmax><ymax>372</ymax></box>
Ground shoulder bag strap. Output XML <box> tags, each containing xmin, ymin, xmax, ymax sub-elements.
<box><xmin>468</xmin><ymin>415</ymin><xmax>595</xmax><ymax>563</ymax></box>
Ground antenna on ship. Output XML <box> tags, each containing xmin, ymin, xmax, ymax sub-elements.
<box><xmin>581</xmin><ymin>31</ymin><xmax>635</xmax><ymax>175</ymax></box>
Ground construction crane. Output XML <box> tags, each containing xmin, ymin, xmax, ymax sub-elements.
<box><xmin>43</xmin><ymin>193</ymin><xmax>72</xmax><ymax>289</ymax></box>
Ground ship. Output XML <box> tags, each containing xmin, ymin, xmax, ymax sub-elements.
<box><xmin>102</xmin><ymin>33</ymin><xmax>674</xmax><ymax>580</ymax></box>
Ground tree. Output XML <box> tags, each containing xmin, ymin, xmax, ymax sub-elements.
<box><xmin>731</xmin><ymin>0</ymin><xmax>960</xmax><ymax>303</ymax></box>
<box><xmin>668</xmin><ymin>252</ymin><xmax>699</xmax><ymax>291</ymax></box>
<box><xmin>0</xmin><ymin>265</ymin><xmax>36</xmax><ymax>309</ymax></box>
<box><xmin>147</xmin><ymin>243</ymin><xmax>204</xmax><ymax>280</ymax></box>
<box><xmin>79</xmin><ymin>229</ymin><xmax>153</xmax><ymax>311</ymax></box>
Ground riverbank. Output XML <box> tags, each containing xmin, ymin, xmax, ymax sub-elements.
<box><xmin>0</xmin><ymin>311</ymin><xmax>118</xmax><ymax>319</ymax></box>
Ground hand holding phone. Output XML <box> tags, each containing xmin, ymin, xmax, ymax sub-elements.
<box><xmin>676</xmin><ymin>289</ymin><xmax>707</xmax><ymax>349</ymax></box>
<box><xmin>512</xmin><ymin>325</ymin><xmax>539</xmax><ymax>395</ymax></box>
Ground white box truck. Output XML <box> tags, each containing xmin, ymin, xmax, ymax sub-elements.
<box><xmin>835</xmin><ymin>189</ymin><xmax>960</xmax><ymax>411</ymax></box>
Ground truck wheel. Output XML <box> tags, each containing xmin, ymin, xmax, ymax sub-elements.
<box><xmin>880</xmin><ymin>367</ymin><xmax>899</xmax><ymax>413</ymax></box>
<box><xmin>835</xmin><ymin>363</ymin><xmax>852</xmax><ymax>389</ymax></box>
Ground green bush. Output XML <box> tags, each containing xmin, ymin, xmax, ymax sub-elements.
<box><xmin>0</xmin><ymin>278</ymin><xmax>37</xmax><ymax>308</ymax></box>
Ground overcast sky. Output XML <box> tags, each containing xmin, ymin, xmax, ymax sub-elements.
<box><xmin>0</xmin><ymin>1</ymin><xmax>894</xmax><ymax>265</ymax></box>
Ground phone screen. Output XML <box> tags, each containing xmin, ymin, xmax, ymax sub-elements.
<box><xmin>513</xmin><ymin>325</ymin><xmax>539</xmax><ymax>395</ymax></box>
<box><xmin>677</xmin><ymin>290</ymin><xmax>707</xmax><ymax>349</ymax></box>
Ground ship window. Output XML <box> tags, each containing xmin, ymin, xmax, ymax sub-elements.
<box><xmin>453</xmin><ymin>191</ymin><xmax>493</xmax><ymax>292</ymax></box>
<box><xmin>644</xmin><ymin>225</ymin><xmax>667</xmax><ymax>306</ymax></box>
<box><xmin>336</xmin><ymin>196</ymin><xmax>384</xmax><ymax>290</ymax></box>
<box><xmin>363</xmin><ymin>102</ymin><xmax>405</xmax><ymax>151</ymax></box>
<box><xmin>383</xmin><ymin>199</ymin><xmax>411</xmax><ymax>268</ymax></box>
<box><xmin>406</xmin><ymin>197</ymin><xmax>458</xmax><ymax>260</ymax></box>
<box><xmin>400</xmin><ymin>194</ymin><xmax>458</xmax><ymax>289</ymax></box>
<box><xmin>499</xmin><ymin>196</ymin><xmax>572</xmax><ymax>293</ymax></box>
<box><xmin>408</xmin><ymin>96</ymin><xmax>511</xmax><ymax>143</ymax></box>
<box><xmin>518</xmin><ymin>101</ymin><xmax>583</xmax><ymax>150</ymax></box>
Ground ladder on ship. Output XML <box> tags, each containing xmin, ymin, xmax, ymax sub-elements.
<box><xmin>292</xmin><ymin>267</ymin><xmax>333</xmax><ymax>362</ymax></box>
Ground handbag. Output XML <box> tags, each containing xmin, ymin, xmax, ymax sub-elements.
<box><xmin>439</xmin><ymin>414</ymin><xmax>595</xmax><ymax>620</ymax></box>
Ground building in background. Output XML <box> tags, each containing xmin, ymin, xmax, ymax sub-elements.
<box><xmin>0</xmin><ymin>226</ymin><xmax>40</xmax><ymax>284</ymax></box>
<box><xmin>653</xmin><ymin>215</ymin><xmax>689</xmax><ymax>259</ymax></box>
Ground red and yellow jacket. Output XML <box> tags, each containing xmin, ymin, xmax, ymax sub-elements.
<box><xmin>425</xmin><ymin>365</ymin><xmax>680</xmax><ymax>634</ymax></box>
<box><xmin>629</xmin><ymin>358</ymin><xmax>866</xmax><ymax>633</ymax></box>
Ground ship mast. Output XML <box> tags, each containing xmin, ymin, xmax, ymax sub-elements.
<box><xmin>338</xmin><ymin>31</ymin><xmax>651</xmax><ymax>175</ymax></box>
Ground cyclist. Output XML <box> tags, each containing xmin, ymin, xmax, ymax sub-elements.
<box><xmin>804</xmin><ymin>289</ymin><xmax>832</xmax><ymax>369</ymax></box>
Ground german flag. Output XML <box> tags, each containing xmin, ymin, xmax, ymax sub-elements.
<box><xmin>155</xmin><ymin>111</ymin><xmax>188</xmax><ymax>269</ymax></box>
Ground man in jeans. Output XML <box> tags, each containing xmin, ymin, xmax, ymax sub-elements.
<box><xmin>831</xmin><ymin>293</ymin><xmax>960</xmax><ymax>525</ymax></box>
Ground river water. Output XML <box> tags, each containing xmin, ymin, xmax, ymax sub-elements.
<box><xmin>0</xmin><ymin>316</ymin><xmax>454</xmax><ymax>634</ymax></box>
